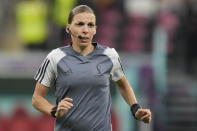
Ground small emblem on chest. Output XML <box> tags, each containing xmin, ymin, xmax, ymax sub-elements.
<box><xmin>65</xmin><ymin>68</ymin><xmax>72</xmax><ymax>75</ymax></box>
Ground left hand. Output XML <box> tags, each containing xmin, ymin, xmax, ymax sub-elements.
<box><xmin>135</xmin><ymin>108</ymin><xmax>151</xmax><ymax>123</ymax></box>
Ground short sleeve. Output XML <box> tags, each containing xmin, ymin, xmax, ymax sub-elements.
<box><xmin>34</xmin><ymin>51</ymin><xmax>55</xmax><ymax>87</ymax></box>
<box><xmin>110</xmin><ymin>48</ymin><xmax>125</xmax><ymax>81</ymax></box>
<box><xmin>104</xmin><ymin>47</ymin><xmax>125</xmax><ymax>82</ymax></box>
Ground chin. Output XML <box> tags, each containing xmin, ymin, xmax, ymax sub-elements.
<box><xmin>79</xmin><ymin>42</ymin><xmax>91</xmax><ymax>48</ymax></box>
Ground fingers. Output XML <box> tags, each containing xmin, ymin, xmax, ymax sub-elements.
<box><xmin>57</xmin><ymin>103</ymin><xmax>73</xmax><ymax>110</ymax></box>
<box><xmin>141</xmin><ymin>113</ymin><xmax>151</xmax><ymax>120</ymax></box>
<box><xmin>136</xmin><ymin>109</ymin><xmax>151</xmax><ymax>123</ymax></box>
<box><xmin>137</xmin><ymin>109</ymin><xmax>149</xmax><ymax>115</ymax></box>
<box><xmin>59</xmin><ymin>101</ymin><xmax>73</xmax><ymax>108</ymax></box>
<box><xmin>142</xmin><ymin>114</ymin><xmax>151</xmax><ymax>123</ymax></box>
<box><xmin>56</xmin><ymin>97</ymin><xmax>74</xmax><ymax>118</ymax></box>
<box><xmin>143</xmin><ymin>117</ymin><xmax>151</xmax><ymax>123</ymax></box>
<box><xmin>62</xmin><ymin>97</ymin><xmax>73</xmax><ymax>102</ymax></box>
<box><xmin>135</xmin><ymin>109</ymin><xmax>146</xmax><ymax>119</ymax></box>
<box><xmin>141</xmin><ymin>113</ymin><xmax>151</xmax><ymax>123</ymax></box>
<box><xmin>58</xmin><ymin>97</ymin><xmax>74</xmax><ymax>110</ymax></box>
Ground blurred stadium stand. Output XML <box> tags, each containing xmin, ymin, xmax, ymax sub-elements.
<box><xmin>0</xmin><ymin>0</ymin><xmax>197</xmax><ymax>131</ymax></box>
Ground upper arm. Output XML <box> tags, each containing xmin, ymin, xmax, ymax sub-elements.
<box><xmin>104</xmin><ymin>48</ymin><xmax>124</xmax><ymax>81</ymax></box>
<box><xmin>116</xmin><ymin>76</ymin><xmax>127</xmax><ymax>88</ymax></box>
<box><xmin>116</xmin><ymin>76</ymin><xmax>131</xmax><ymax>90</ymax></box>
<box><xmin>34</xmin><ymin>56</ymin><xmax>55</xmax><ymax>87</ymax></box>
<box><xmin>34</xmin><ymin>48</ymin><xmax>66</xmax><ymax>87</ymax></box>
<box><xmin>33</xmin><ymin>82</ymin><xmax>49</xmax><ymax>98</ymax></box>
<box><xmin>111</xmin><ymin>49</ymin><xmax>124</xmax><ymax>81</ymax></box>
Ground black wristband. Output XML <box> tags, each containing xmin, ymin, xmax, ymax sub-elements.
<box><xmin>130</xmin><ymin>103</ymin><xmax>141</xmax><ymax>119</ymax></box>
<box><xmin>50</xmin><ymin>106</ymin><xmax>57</xmax><ymax>118</ymax></box>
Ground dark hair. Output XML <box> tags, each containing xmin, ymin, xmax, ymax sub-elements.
<box><xmin>68</xmin><ymin>5</ymin><xmax>96</xmax><ymax>24</ymax></box>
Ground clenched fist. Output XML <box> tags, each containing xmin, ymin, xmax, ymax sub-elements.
<box><xmin>55</xmin><ymin>97</ymin><xmax>74</xmax><ymax>118</ymax></box>
<box><xmin>135</xmin><ymin>108</ymin><xmax>151</xmax><ymax>123</ymax></box>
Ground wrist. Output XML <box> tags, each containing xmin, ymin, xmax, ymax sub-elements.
<box><xmin>130</xmin><ymin>103</ymin><xmax>141</xmax><ymax>119</ymax></box>
<box><xmin>50</xmin><ymin>106</ymin><xmax>57</xmax><ymax>118</ymax></box>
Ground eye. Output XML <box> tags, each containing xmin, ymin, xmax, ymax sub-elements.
<box><xmin>88</xmin><ymin>23</ymin><xmax>95</xmax><ymax>27</ymax></box>
<box><xmin>76</xmin><ymin>22</ymin><xmax>84</xmax><ymax>26</ymax></box>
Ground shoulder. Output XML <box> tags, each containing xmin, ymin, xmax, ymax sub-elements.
<box><xmin>46</xmin><ymin>46</ymin><xmax>68</xmax><ymax>63</ymax></box>
<box><xmin>99</xmin><ymin>45</ymin><xmax>119</xmax><ymax>59</ymax></box>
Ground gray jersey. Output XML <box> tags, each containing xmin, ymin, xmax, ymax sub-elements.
<box><xmin>34</xmin><ymin>43</ymin><xmax>124</xmax><ymax>131</ymax></box>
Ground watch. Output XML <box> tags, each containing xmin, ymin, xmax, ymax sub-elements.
<box><xmin>50</xmin><ymin>106</ymin><xmax>57</xmax><ymax>118</ymax></box>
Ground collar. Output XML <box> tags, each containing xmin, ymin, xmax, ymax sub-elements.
<box><xmin>66</xmin><ymin>42</ymin><xmax>100</xmax><ymax>63</ymax></box>
<box><xmin>68</xmin><ymin>42</ymin><xmax>100</xmax><ymax>56</ymax></box>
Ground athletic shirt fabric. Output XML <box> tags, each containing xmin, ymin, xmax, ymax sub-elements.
<box><xmin>34</xmin><ymin>42</ymin><xmax>124</xmax><ymax>131</ymax></box>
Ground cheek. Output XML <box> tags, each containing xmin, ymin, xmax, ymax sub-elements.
<box><xmin>91</xmin><ymin>29</ymin><xmax>96</xmax><ymax>36</ymax></box>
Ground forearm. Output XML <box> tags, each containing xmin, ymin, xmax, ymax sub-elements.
<box><xmin>116</xmin><ymin>77</ymin><xmax>137</xmax><ymax>106</ymax></box>
<box><xmin>32</xmin><ymin>82</ymin><xmax>55</xmax><ymax>116</ymax></box>
<box><xmin>32</xmin><ymin>94</ymin><xmax>54</xmax><ymax>116</ymax></box>
<box><xmin>116</xmin><ymin>77</ymin><xmax>152</xmax><ymax>123</ymax></box>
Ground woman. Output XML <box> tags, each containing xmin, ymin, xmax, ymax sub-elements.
<box><xmin>32</xmin><ymin>5</ymin><xmax>151</xmax><ymax>131</ymax></box>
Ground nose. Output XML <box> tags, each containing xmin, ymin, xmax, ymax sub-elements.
<box><xmin>82</xmin><ymin>25</ymin><xmax>89</xmax><ymax>34</ymax></box>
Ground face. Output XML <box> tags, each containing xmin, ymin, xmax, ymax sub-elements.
<box><xmin>67</xmin><ymin>12</ymin><xmax>96</xmax><ymax>48</ymax></box>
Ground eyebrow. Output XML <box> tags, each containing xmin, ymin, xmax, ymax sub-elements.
<box><xmin>75</xmin><ymin>21</ymin><xmax>95</xmax><ymax>25</ymax></box>
<box><xmin>76</xmin><ymin>21</ymin><xmax>95</xmax><ymax>23</ymax></box>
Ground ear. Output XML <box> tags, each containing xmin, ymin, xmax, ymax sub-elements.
<box><xmin>66</xmin><ymin>24</ymin><xmax>70</xmax><ymax>33</ymax></box>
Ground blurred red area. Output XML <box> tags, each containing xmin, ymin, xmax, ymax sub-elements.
<box><xmin>0</xmin><ymin>107</ymin><xmax>55</xmax><ymax>131</ymax></box>
<box><xmin>0</xmin><ymin>106</ymin><xmax>119</xmax><ymax>131</ymax></box>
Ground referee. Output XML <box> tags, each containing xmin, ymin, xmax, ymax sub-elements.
<box><xmin>32</xmin><ymin>5</ymin><xmax>151</xmax><ymax>131</ymax></box>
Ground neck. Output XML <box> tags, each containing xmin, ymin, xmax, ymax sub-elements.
<box><xmin>72</xmin><ymin>42</ymin><xmax>94</xmax><ymax>56</ymax></box>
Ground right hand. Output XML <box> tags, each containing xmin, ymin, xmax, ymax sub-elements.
<box><xmin>55</xmin><ymin>97</ymin><xmax>74</xmax><ymax>118</ymax></box>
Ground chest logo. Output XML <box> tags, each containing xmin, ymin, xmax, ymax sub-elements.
<box><xmin>65</xmin><ymin>68</ymin><xmax>72</xmax><ymax>75</ymax></box>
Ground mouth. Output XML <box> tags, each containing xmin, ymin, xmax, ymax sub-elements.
<box><xmin>81</xmin><ymin>36</ymin><xmax>89</xmax><ymax>39</ymax></box>
<box><xmin>79</xmin><ymin>36</ymin><xmax>89</xmax><ymax>42</ymax></box>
